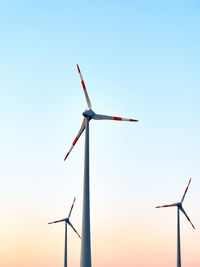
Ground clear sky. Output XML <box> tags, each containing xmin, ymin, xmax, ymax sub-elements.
<box><xmin>0</xmin><ymin>1</ymin><xmax>200</xmax><ymax>267</ymax></box>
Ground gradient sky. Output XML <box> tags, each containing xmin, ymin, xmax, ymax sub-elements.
<box><xmin>0</xmin><ymin>1</ymin><xmax>200</xmax><ymax>267</ymax></box>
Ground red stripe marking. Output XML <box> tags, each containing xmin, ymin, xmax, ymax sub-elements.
<box><xmin>114</xmin><ymin>117</ymin><xmax>122</xmax><ymax>121</ymax></box>
<box><xmin>64</xmin><ymin>152</ymin><xmax>69</xmax><ymax>161</ymax></box>
<box><xmin>129</xmin><ymin>119</ymin><xmax>138</xmax><ymax>122</ymax></box>
<box><xmin>164</xmin><ymin>205</ymin><xmax>168</xmax><ymax>207</ymax></box>
<box><xmin>77</xmin><ymin>64</ymin><xmax>80</xmax><ymax>73</ymax></box>
<box><xmin>73</xmin><ymin>137</ymin><xmax>78</xmax><ymax>146</ymax></box>
<box><xmin>81</xmin><ymin>81</ymin><xmax>86</xmax><ymax>90</ymax></box>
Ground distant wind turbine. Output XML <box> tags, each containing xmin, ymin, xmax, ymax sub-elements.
<box><xmin>64</xmin><ymin>64</ymin><xmax>138</xmax><ymax>267</ymax></box>
<box><xmin>48</xmin><ymin>197</ymin><xmax>81</xmax><ymax>267</ymax></box>
<box><xmin>156</xmin><ymin>178</ymin><xmax>195</xmax><ymax>267</ymax></box>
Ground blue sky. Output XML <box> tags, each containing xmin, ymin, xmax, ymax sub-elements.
<box><xmin>0</xmin><ymin>1</ymin><xmax>200</xmax><ymax>267</ymax></box>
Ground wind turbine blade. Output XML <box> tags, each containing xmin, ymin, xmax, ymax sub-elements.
<box><xmin>77</xmin><ymin>64</ymin><xmax>92</xmax><ymax>109</ymax></box>
<box><xmin>68</xmin><ymin>221</ymin><xmax>81</xmax><ymax>239</ymax></box>
<box><xmin>180</xmin><ymin>207</ymin><xmax>195</xmax><ymax>229</ymax></box>
<box><xmin>48</xmin><ymin>218</ymin><xmax>66</xmax><ymax>224</ymax></box>
<box><xmin>156</xmin><ymin>203</ymin><xmax>177</xmax><ymax>208</ymax></box>
<box><xmin>68</xmin><ymin>197</ymin><xmax>76</xmax><ymax>218</ymax></box>
<box><xmin>64</xmin><ymin>118</ymin><xmax>86</xmax><ymax>161</ymax></box>
<box><xmin>181</xmin><ymin>178</ymin><xmax>192</xmax><ymax>203</ymax></box>
<box><xmin>93</xmin><ymin>113</ymin><xmax>138</xmax><ymax>122</ymax></box>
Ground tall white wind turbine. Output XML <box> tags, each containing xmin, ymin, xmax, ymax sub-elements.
<box><xmin>64</xmin><ymin>65</ymin><xmax>138</xmax><ymax>267</ymax></box>
<box><xmin>48</xmin><ymin>197</ymin><xmax>81</xmax><ymax>267</ymax></box>
<box><xmin>156</xmin><ymin>178</ymin><xmax>195</xmax><ymax>267</ymax></box>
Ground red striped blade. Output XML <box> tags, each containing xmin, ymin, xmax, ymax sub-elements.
<box><xmin>48</xmin><ymin>218</ymin><xmax>66</xmax><ymax>224</ymax></box>
<box><xmin>180</xmin><ymin>207</ymin><xmax>195</xmax><ymax>229</ymax></box>
<box><xmin>68</xmin><ymin>197</ymin><xmax>76</xmax><ymax>218</ymax></box>
<box><xmin>156</xmin><ymin>203</ymin><xmax>177</xmax><ymax>208</ymax></box>
<box><xmin>68</xmin><ymin>221</ymin><xmax>81</xmax><ymax>239</ymax></box>
<box><xmin>64</xmin><ymin>118</ymin><xmax>86</xmax><ymax>161</ymax></box>
<box><xmin>77</xmin><ymin>64</ymin><xmax>92</xmax><ymax>109</ymax></box>
<box><xmin>181</xmin><ymin>178</ymin><xmax>192</xmax><ymax>203</ymax></box>
<box><xmin>93</xmin><ymin>113</ymin><xmax>138</xmax><ymax>122</ymax></box>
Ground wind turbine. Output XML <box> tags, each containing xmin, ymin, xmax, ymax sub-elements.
<box><xmin>64</xmin><ymin>64</ymin><xmax>138</xmax><ymax>267</ymax></box>
<box><xmin>156</xmin><ymin>178</ymin><xmax>195</xmax><ymax>267</ymax></box>
<box><xmin>48</xmin><ymin>197</ymin><xmax>81</xmax><ymax>267</ymax></box>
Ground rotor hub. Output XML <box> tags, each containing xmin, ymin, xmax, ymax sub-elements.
<box><xmin>82</xmin><ymin>109</ymin><xmax>95</xmax><ymax>119</ymax></box>
<box><xmin>177</xmin><ymin>202</ymin><xmax>182</xmax><ymax>208</ymax></box>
